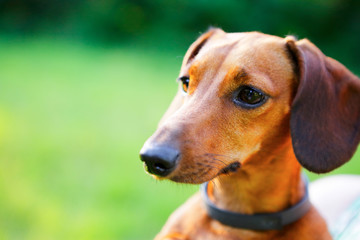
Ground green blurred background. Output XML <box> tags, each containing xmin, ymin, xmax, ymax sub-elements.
<box><xmin>0</xmin><ymin>0</ymin><xmax>359</xmax><ymax>239</ymax></box>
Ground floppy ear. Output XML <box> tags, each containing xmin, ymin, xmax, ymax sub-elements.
<box><xmin>286</xmin><ymin>38</ymin><xmax>360</xmax><ymax>173</ymax></box>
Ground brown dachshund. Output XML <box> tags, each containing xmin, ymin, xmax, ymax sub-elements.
<box><xmin>140</xmin><ymin>28</ymin><xmax>360</xmax><ymax>240</ymax></box>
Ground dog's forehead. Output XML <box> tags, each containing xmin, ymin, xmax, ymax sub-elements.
<box><xmin>197</xmin><ymin>33</ymin><xmax>287</xmax><ymax>71</ymax></box>
<box><xmin>181</xmin><ymin>32</ymin><xmax>294</xmax><ymax>95</ymax></box>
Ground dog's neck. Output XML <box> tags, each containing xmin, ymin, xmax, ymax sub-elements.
<box><xmin>209</xmin><ymin>144</ymin><xmax>304</xmax><ymax>215</ymax></box>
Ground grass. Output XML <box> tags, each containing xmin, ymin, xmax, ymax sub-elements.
<box><xmin>0</xmin><ymin>37</ymin><xmax>358</xmax><ymax>240</ymax></box>
<box><xmin>0</xmin><ymin>38</ymin><xmax>198</xmax><ymax>240</ymax></box>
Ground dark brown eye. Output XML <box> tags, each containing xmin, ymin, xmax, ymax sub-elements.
<box><xmin>179</xmin><ymin>76</ymin><xmax>190</xmax><ymax>93</ymax></box>
<box><xmin>234</xmin><ymin>86</ymin><xmax>267</xmax><ymax>108</ymax></box>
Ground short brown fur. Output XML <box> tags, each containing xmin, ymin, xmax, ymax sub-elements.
<box><xmin>141</xmin><ymin>29</ymin><xmax>360</xmax><ymax>240</ymax></box>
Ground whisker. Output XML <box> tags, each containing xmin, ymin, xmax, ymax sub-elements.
<box><xmin>211</xmin><ymin>157</ymin><xmax>228</xmax><ymax>166</ymax></box>
<box><xmin>175</xmin><ymin>152</ymin><xmax>240</xmax><ymax>183</ymax></box>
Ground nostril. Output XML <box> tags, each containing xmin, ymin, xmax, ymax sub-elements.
<box><xmin>139</xmin><ymin>145</ymin><xmax>180</xmax><ymax>177</ymax></box>
<box><xmin>153</xmin><ymin>162</ymin><xmax>167</xmax><ymax>174</ymax></box>
<box><xmin>143</xmin><ymin>155</ymin><xmax>178</xmax><ymax>176</ymax></box>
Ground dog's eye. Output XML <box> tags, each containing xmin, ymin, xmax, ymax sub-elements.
<box><xmin>179</xmin><ymin>76</ymin><xmax>190</xmax><ymax>93</ymax></box>
<box><xmin>234</xmin><ymin>86</ymin><xmax>267</xmax><ymax>108</ymax></box>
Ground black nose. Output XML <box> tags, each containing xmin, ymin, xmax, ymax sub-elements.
<box><xmin>140</xmin><ymin>145</ymin><xmax>180</xmax><ymax>177</ymax></box>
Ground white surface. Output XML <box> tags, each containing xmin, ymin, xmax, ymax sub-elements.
<box><xmin>309</xmin><ymin>175</ymin><xmax>360</xmax><ymax>227</ymax></box>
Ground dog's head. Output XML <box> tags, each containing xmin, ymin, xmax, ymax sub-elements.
<box><xmin>140</xmin><ymin>29</ymin><xmax>360</xmax><ymax>183</ymax></box>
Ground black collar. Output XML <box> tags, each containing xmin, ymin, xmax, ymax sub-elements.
<box><xmin>201</xmin><ymin>173</ymin><xmax>311</xmax><ymax>231</ymax></box>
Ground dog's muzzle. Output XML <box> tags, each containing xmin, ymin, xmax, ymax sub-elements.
<box><xmin>140</xmin><ymin>145</ymin><xmax>180</xmax><ymax>177</ymax></box>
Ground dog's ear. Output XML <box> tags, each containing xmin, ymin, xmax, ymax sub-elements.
<box><xmin>286</xmin><ymin>37</ymin><xmax>360</xmax><ymax>173</ymax></box>
<box><xmin>182</xmin><ymin>28</ymin><xmax>225</xmax><ymax>66</ymax></box>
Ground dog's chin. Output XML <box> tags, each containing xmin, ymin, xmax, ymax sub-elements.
<box><xmin>169</xmin><ymin>173</ymin><xmax>216</xmax><ymax>184</ymax></box>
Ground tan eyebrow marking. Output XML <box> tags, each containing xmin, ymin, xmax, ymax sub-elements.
<box><xmin>187</xmin><ymin>63</ymin><xmax>200</xmax><ymax>95</ymax></box>
<box><xmin>234</xmin><ymin>68</ymin><xmax>249</xmax><ymax>83</ymax></box>
<box><xmin>218</xmin><ymin>67</ymin><xmax>249</xmax><ymax>96</ymax></box>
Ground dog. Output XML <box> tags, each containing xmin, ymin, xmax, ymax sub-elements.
<box><xmin>140</xmin><ymin>28</ymin><xmax>360</xmax><ymax>240</ymax></box>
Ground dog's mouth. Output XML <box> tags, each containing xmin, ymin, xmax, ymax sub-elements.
<box><xmin>152</xmin><ymin>161</ymin><xmax>242</xmax><ymax>184</ymax></box>
<box><xmin>218</xmin><ymin>161</ymin><xmax>241</xmax><ymax>175</ymax></box>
